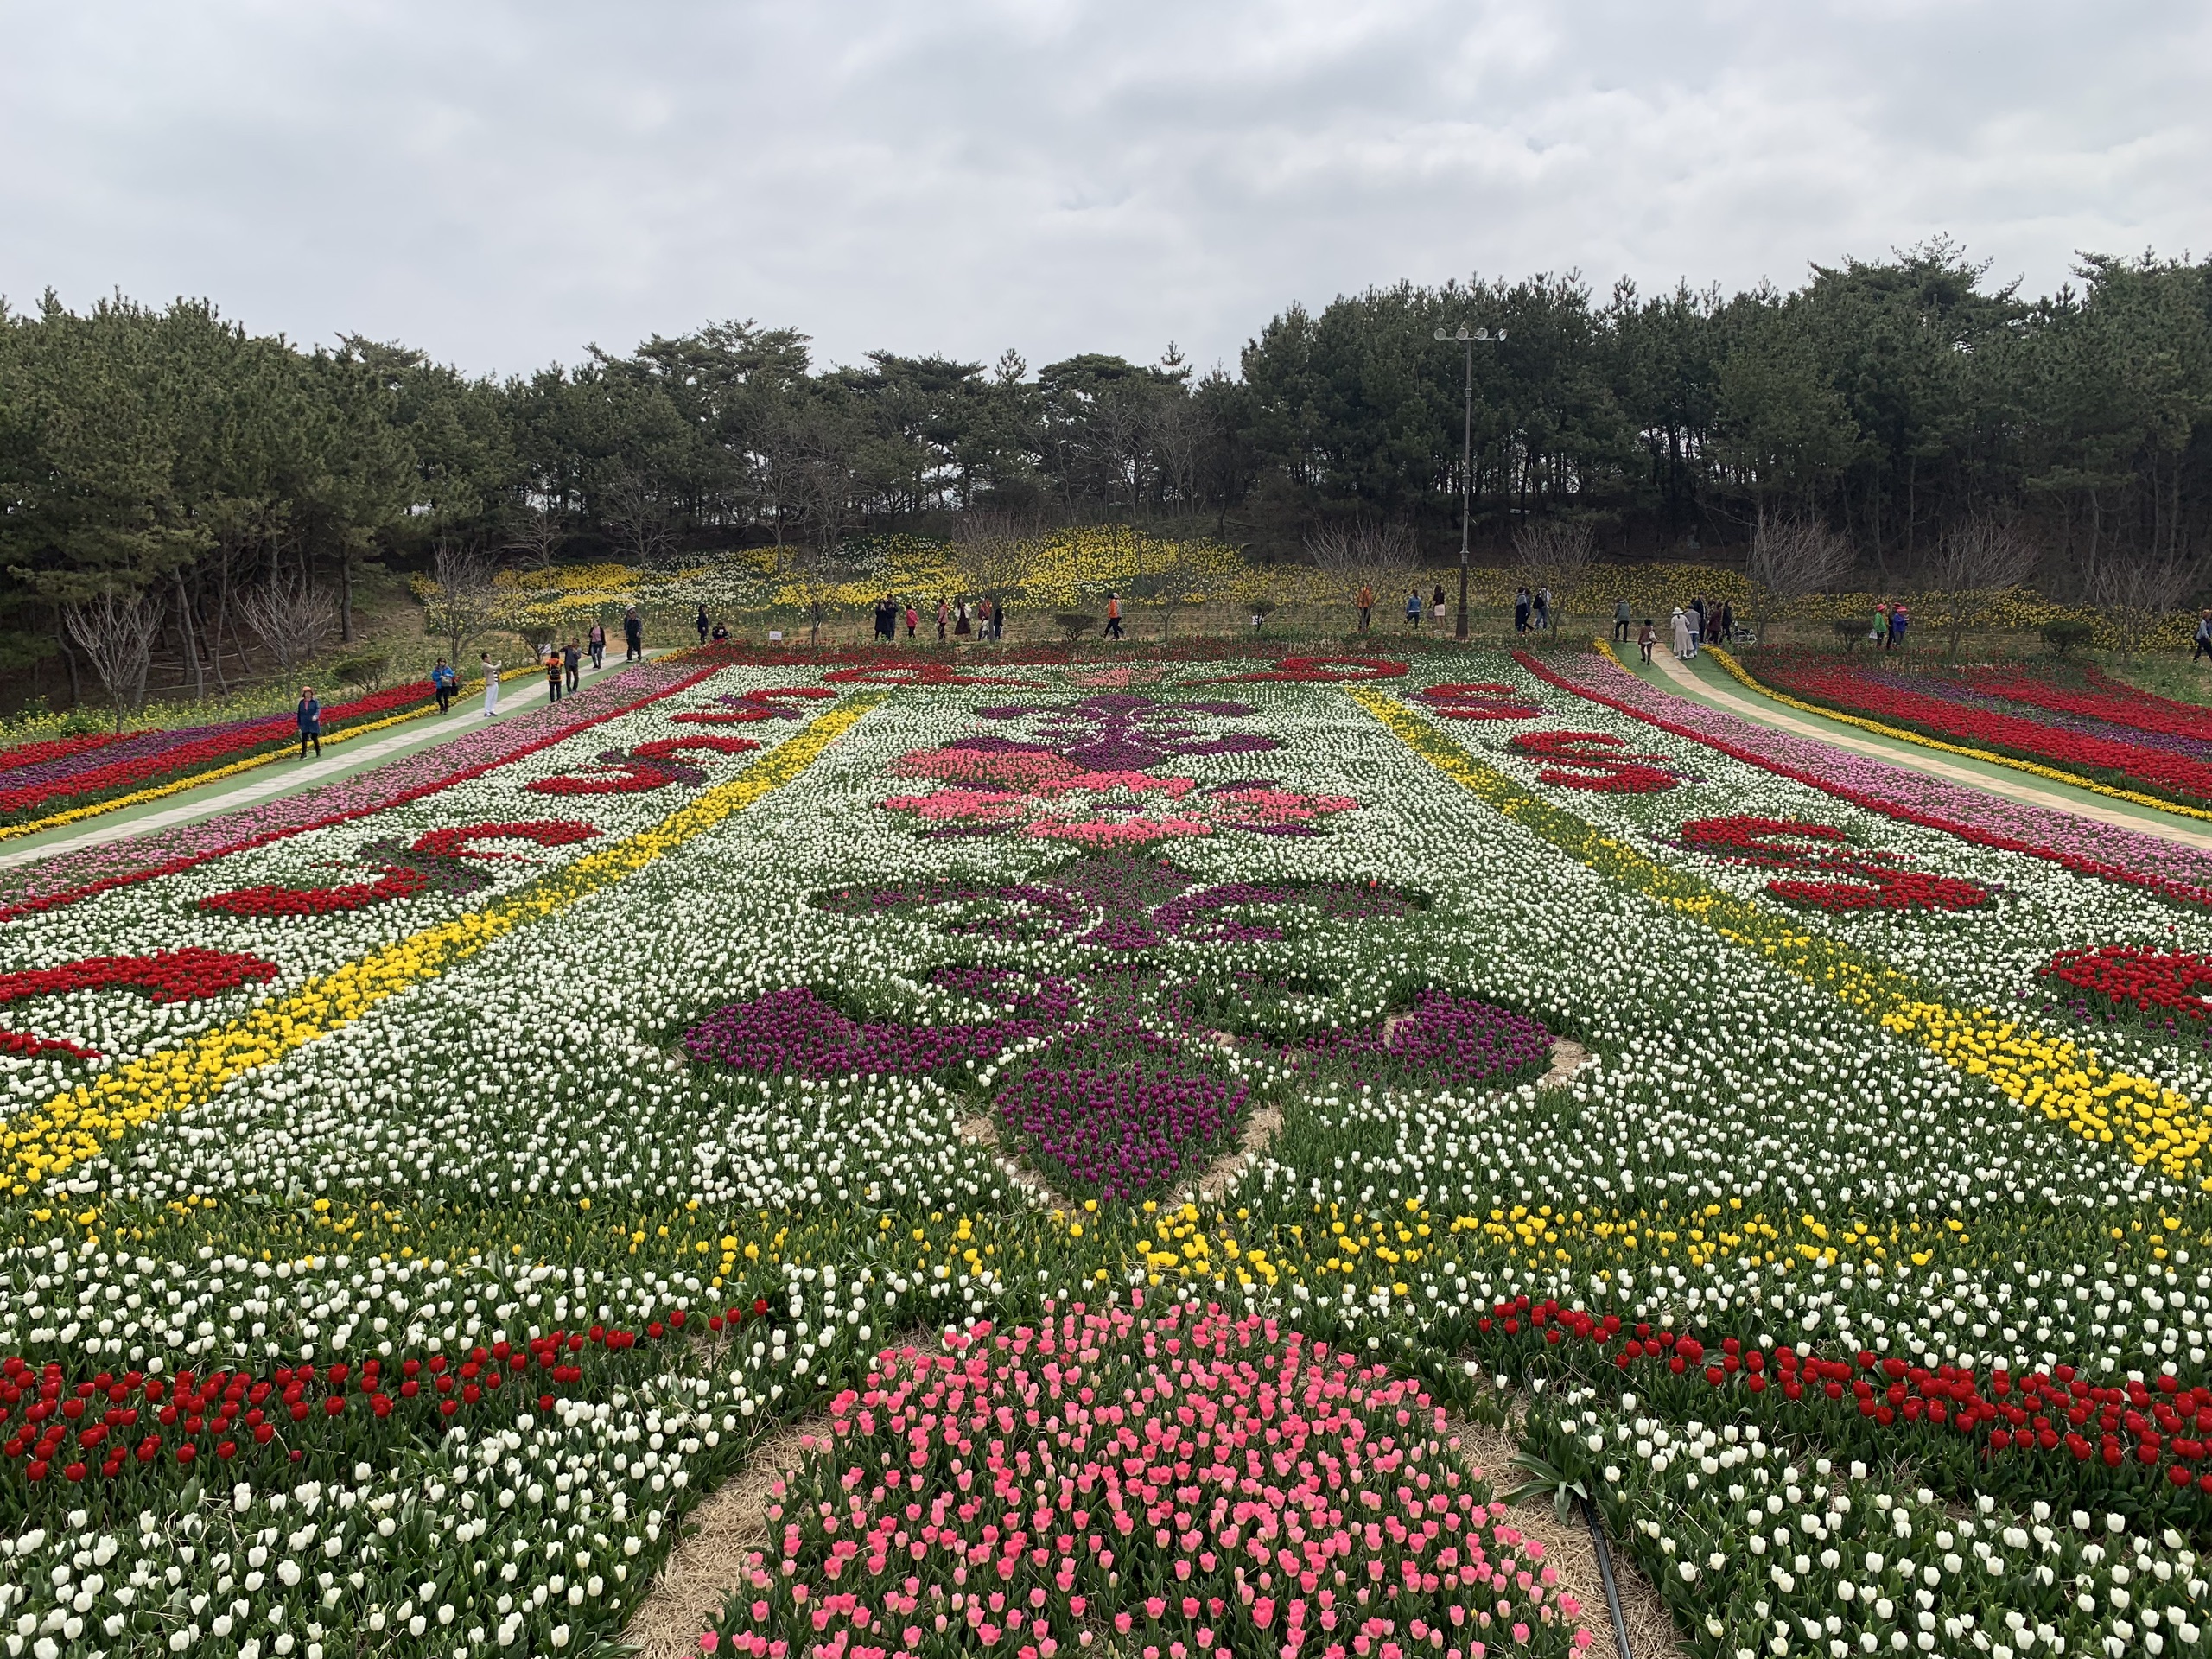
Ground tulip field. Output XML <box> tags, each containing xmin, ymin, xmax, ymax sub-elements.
<box><xmin>3</xmin><ymin>642</ymin><xmax>2212</xmax><ymax>1659</ymax></box>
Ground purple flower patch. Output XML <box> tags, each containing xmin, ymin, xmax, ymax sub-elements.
<box><xmin>1302</xmin><ymin>990</ymin><xmax>1554</xmax><ymax>1090</ymax></box>
<box><xmin>682</xmin><ymin>968</ymin><xmax>1078</xmax><ymax>1078</ymax></box>
<box><xmin>993</xmin><ymin>1022</ymin><xmax>1249</xmax><ymax>1201</ymax></box>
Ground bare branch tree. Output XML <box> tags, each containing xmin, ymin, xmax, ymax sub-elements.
<box><xmin>238</xmin><ymin>575</ymin><xmax>331</xmax><ymax>683</ymax></box>
<box><xmin>1923</xmin><ymin>514</ymin><xmax>2041</xmax><ymax>658</ymax></box>
<box><xmin>505</xmin><ymin>504</ymin><xmax>567</xmax><ymax>571</ymax></box>
<box><xmin>1511</xmin><ymin>518</ymin><xmax>1597</xmax><ymax>629</ymax></box>
<box><xmin>64</xmin><ymin>588</ymin><xmax>162</xmax><ymax>731</ymax></box>
<box><xmin>420</xmin><ymin>539</ymin><xmax>504</xmax><ymax>667</ymax></box>
<box><xmin>1305</xmin><ymin>518</ymin><xmax>1419</xmax><ymax>610</ymax></box>
<box><xmin>1748</xmin><ymin>510</ymin><xmax>1855</xmax><ymax>639</ymax></box>
<box><xmin>602</xmin><ymin>470</ymin><xmax>674</xmax><ymax>566</ymax></box>
<box><xmin>2086</xmin><ymin>543</ymin><xmax>2203</xmax><ymax>661</ymax></box>
<box><xmin>950</xmin><ymin>510</ymin><xmax>1044</xmax><ymax>607</ymax></box>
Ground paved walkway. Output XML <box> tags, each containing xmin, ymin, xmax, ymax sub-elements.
<box><xmin>0</xmin><ymin>654</ymin><xmax>666</xmax><ymax>871</ymax></box>
<box><xmin>1638</xmin><ymin>647</ymin><xmax>2212</xmax><ymax>854</ymax></box>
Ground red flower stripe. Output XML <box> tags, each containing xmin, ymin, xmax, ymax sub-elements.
<box><xmin>198</xmin><ymin>821</ymin><xmax>602</xmax><ymax>918</ymax></box>
<box><xmin>408</xmin><ymin>821</ymin><xmax>599</xmax><ymax>861</ymax></box>
<box><xmin>1518</xmin><ymin>652</ymin><xmax>2212</xmax><ymax>912</ymax></box>
<box><xmin>0</xmin><ymin>948</ymin><xmax>278</xmax><ymax>1059</ymax></box>
<box><xmin>1679</xmin><ymin>815</ymin><xmax>1991</xmax><ymax>912</ymax></box>
<box><xmin>0</xmin><ymin>681</ymin><xmax>443</xmax><ymax>826</ymax></box>
<box><xmin>1417</xmin><ymin>682</ymin><xmax>1545</xmax><ymax>720</ymax></box>
<box><xmin>1955</xmin><ymin>665</ymin><xmax>2212</xmax><ymax>743</ymax></box>
<box><xmin>2039</xmin><ymin>944</ymin><xmax>2212</xmax><ymax>1025</ymax></box>
<box><xmin>0</xmin><ymin>1300</ymin><xmax>772</xmax><ymax>1485</ymax></box>
<box><xmin>632</xmin><ymin>735</ymin><xmax>762</xmax><ymax>763</ymax></box>
<box><xmin>1222</xmin><ymin>656</ymin><xmax>1411</xmax><ymax>683</ymax></box>
<box><xmin>525</xmin><ymin>753</ymin><xmax>693</xmax><ymax>795</ymax></box>
<box><xmin>0</xmin><ymin>732</ymin><xmax>129</xmax><ymax>777</ymax></box>
<box><xmin>1758</xmin><ymin>655</ymin><xmax>2212</xmax><ymax>808</ymax></box>
<box><xmin>1508</xmin><ymin>729</ymin><xmax>1678</xmax><ymax>793</ymax></box>
<box><xmin>200</xmin><ymin>865</ymin><xmax>430</xmax><ymax>917</ymax></box>
<box><xmin>0</xmin><ymin>664</ymin><xmax>725</xmax><ymax>926</ymax></box>
<box><xmin>1470</xmin><ymin>1294</ymin><xmax>2212</xmax><ymax>1521</ymax></box>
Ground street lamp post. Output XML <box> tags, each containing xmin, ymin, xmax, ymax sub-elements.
<box><xmin>1432</xmin><ymin>323</ymin><xmax>1504</xmax><ymax>640</ymax></box>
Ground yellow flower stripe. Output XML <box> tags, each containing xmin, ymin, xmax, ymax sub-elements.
<box><xmin>1351</xmin><ymin>684</ymin><xmax>2212</xmax><ymax>1185</ymax></box>
<box><xmin>0</xmin><ymin>694</ymin><xmax>883</xmax><ymax>1195</ymax></box>
<box><xmin>1705</xmin><ymin>645</ymin><xmax>2212</xmax><ymax>825</ymax></box>
<box><xmin>0</xmin><ymin>669</ymin><xmax>550</xmax><ymax>846</ymax></box>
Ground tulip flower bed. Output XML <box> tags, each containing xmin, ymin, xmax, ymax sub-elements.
<box><xmin>1744</xmin><ymin>652</ymin><xmax>2212</xmax><ymax>810</ymax></box>
<box><xmin>2</xmin><ymin>646</ymin><xmax>2212</xmax><ymax>1658</ymax></box>
<box><xmin>0</xmin><ymin>679</ymin><xmax>451</xmax><ymax>831</ymax></box>
<box><xmin>704</xmin><ymin>1301</ymin><xmax>1591</xmax><ymax>1659</ymax></box>
<box><xmin>1522</xmin><ymin>647</ymin><xmax>2212</xmax><ymax>912</ymax></box>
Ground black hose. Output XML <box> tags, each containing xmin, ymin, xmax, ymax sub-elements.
<box><xmin>1580</xmin><ymin>1493</ymin><xmax>1634</xmax><ymax>1659</ymax></box>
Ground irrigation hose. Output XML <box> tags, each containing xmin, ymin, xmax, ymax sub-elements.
<box><xmin>1581</xmin><ymin>1493</ymin><xmax>1634</xmax><ymax>1659</ymax></box>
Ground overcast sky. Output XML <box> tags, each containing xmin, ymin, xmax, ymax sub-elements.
<box><xmin>3</xmin><ymin>0</ymin><xmax>2205</xmax><ymax>380</ymax></box>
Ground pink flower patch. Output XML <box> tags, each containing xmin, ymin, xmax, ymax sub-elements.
<box><xmin>881</xmin><ymin>750</ymin><xmax>1356</xmax><ymax>845</ymax></box>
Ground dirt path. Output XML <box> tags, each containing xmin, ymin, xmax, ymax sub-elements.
<box><xmin>1647</xmin><ymin>648</ymin><xmax>2212</xmax><ymax>852</ymax></box>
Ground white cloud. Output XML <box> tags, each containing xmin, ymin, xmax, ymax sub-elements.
<box><xmin>1</xmin><ymin>0</ymin><xmax>2204</xmax><ymax>376</ymax></box>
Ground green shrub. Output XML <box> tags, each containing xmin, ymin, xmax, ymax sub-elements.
<box><xmin>2042</xmin><ymin>618</ymin><xmax>2094</xmax><ymax>659</ymax></box>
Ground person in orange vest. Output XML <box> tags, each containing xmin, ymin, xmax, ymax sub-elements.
<box><xmin>1104</xmin><ymin>592</ymin><xmax>1124</xmax><ymax>639</ymax></box>
<box><xmin>1357</xmin><ymin>583</ymin><xmax>1373</xmax><ymax>633</ymax></box>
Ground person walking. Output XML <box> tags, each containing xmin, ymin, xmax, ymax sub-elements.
<box><xmin>954</xmin><ymin>600</ymin><xmax>971</xmax><ymax>638</ymax></box>
<box><xmin>1432</xmin><ymin>584</ymin><xmax>1446</xmax><ymax>627</ymax></box>
<box><xmin>480</xmin><ymin>654</ymin><xmax>502</xmax><ymax>717</ymax></box>
<box><xmin>1688</xmin><ymin>598</ymin><xmax>1705</xmax><ymax>657</ymax></box>
<box><xmin>1356</xmin><ymin>582</ymin><xmax>1373</xmax><ymax>633</ymax></box>
<box><xmin>1534</xmin><ymin>587</ymin><xmax>1552</xmax><ymax>631</ymax></box>
<box><xmin>2195</xmin><ymin>610</ymin><xmax>2212</xmax><ymax>662</ymax></box>
<box><xmin>936</xmin><ymin>596</ymin><xmax>950</xmax><ymax>640</ymax></box>
<box><xmin>1404</xmin><ymin>589</ymin><xmax>1421</xmax><ymax>631</ymax></box>
<box><xmin>563</xmin><ymin>639</ymin><xmax>582</xmax><ymax>694</ymax></box>
<box><xmin>296</xmin><ymin>686</ymin><xmax>321</xmax><ymax>759</ymax></box>
<box><xmin>1670</xmin><ymin>607</ymin><xmax>1692</xmax><ymax>660</ymax></box>
<box><xmin>624</xmin><ymin>607</ymin><xmax>644</xmax><ymax>663</ymax></box>
<box><xmin>694</xmin><ymin>605</ymin><xmax>710</xmax><ymax>647</ymax></box>
<box><xmin>1871</xmin><ymin>601</ymin><xmax>1890</xmax><ymax>648</ymax></box>
<box><xmin>587</xmin><ymin>621</ymin><xmax>607</xmax><ymax>671</ymax></box>
<box><xmin>1888</xmin><ymin>601</ymin><xmax>1909</xmax><ymax>651</ymax></box>
<box><xmin>431</xmin><ymin>658</ymin><xmax>457</xmax><ymax>714</ymax></box>
<box><xmin>873</xmin><ymin>596</ymin><xmax>895</xmax><ymax>644</ymax></box>
<box><xmin>1514</xmin><ymin>587</ymin><xmax>1531</xmax><ymax>634</ymax></box>
<box><xmin>544</xmin><ymin>647</ymin><xmax>564</xmax><ymax>705</ymax></box>
<box><xmin>991</xmin><ymin>597</ymin><xmax>1007</xmax><ymax>640</ymax></box>
<box><xmin>905</xmin><ymin>601</ymin><xmax>918</xmax><ymax>640</ymax></box>
<box><xmin>1105</xmin><ymin>592</ymin><xmax>1124</xmax><ymax>639</ymax></box>
<box><xmin>1637</xmin><ymin>619</ymin><xmax>1657</xmax><ymax>664</ymax></box>
<box><xmin>1717</xmin><ymin>601</ymin><xmax>1735</xmax><ymax>645</ymax></box>
<box><xmin>1613</xmin><ymin>598</ymin><xmax>1632</xmax><ymax>643</ymax></box>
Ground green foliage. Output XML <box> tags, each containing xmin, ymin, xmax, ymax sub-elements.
<box><xmin>2043</xmin><ymin>618</ymin><xmax>2096</xmax><ymax>658</ymax></box>
<box><xmin>328</xmin><ymin>648</ymin><xmax>389</xmax><ymax>692</ymax></box>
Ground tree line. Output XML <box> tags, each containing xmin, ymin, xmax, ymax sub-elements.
<box><xmin>3</xmin><ymin>238</ymin><xmax>2209</xmax><ymax>709</ymax></box>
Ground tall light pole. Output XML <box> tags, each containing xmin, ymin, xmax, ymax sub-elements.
<box><xmin>1432</xmin><ymin>323</ymin><xmax>1504</xmax><ymax>640</ymax></box>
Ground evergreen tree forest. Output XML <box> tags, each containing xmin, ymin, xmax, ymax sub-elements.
<box><xmin>3</xmin><ymin>239</ymin><xmax>2209</xmax><ymax>696</ymax></box>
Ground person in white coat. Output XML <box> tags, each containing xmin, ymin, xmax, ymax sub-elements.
<box><xmin>1669</xmin><ymin>608</ymin><xmax>1692</xmax><ymax>660</ymax></box>
<box><xmin>480</xmin><ymin>654</ymin><xmax>501</xmax><ymax>717</ymax></box>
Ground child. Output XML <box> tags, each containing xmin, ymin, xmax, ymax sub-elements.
<box><xmin>1637</xmin><ymin>620</ymin><xmax>1657</xmax><ymax>664</ymax></box>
